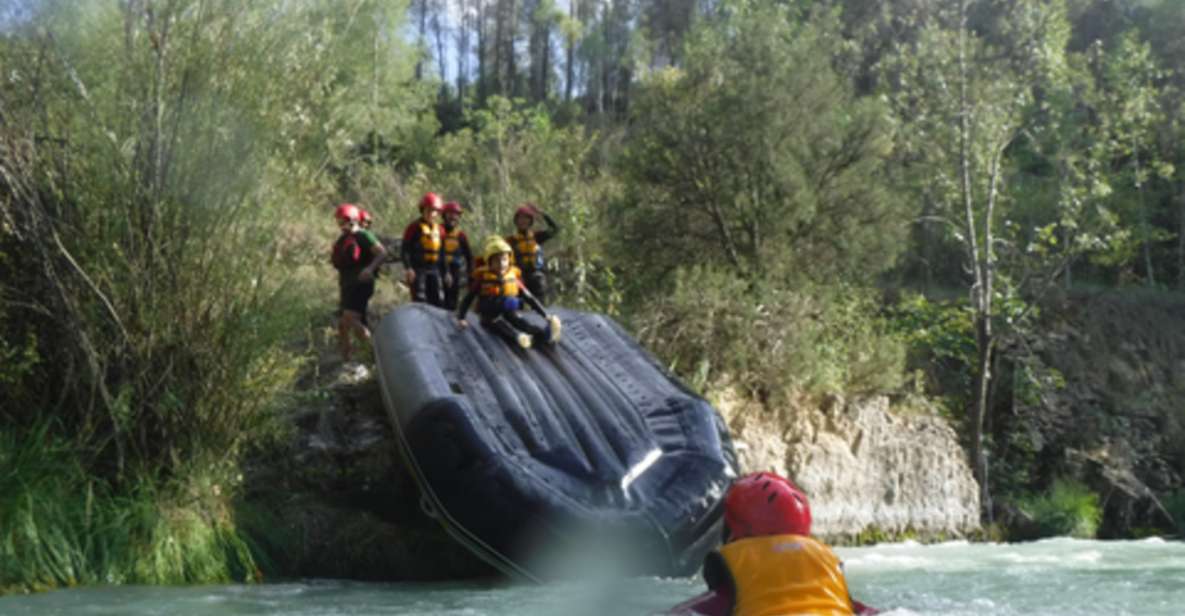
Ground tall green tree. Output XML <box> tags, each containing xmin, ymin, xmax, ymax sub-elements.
<box><xmin>621</xmin><ymin>1</ymin><xmax>906</xmax><ymax>289</ymax></box>
<box><xmin>878</xmin><ymin>0</ymin><xmax>1076</xmax><ymax>510</ymax></box>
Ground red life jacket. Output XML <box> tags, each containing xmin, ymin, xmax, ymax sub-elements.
<box><xmin>332</xmin><ymin>233</ymin><xmax>363</xmax><ymax>270</ymax></box>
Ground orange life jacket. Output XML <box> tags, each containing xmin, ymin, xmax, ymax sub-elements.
<box><xmin>475</xmin><ymin>266</ymin><xmax>522</xmax><ymax>299</ymax></box>
<box><xmin>418</xmin><ymin>220</ymin><xmax>442</xmax><ymax>263</ymax></box>
<box><xmin>712</xmin><ymin>534</ymin><xmax>854</xmax><ymax>616</ymax></box>
<box><xmin>509</xmin><ymin>230</ymin><xmax>542</xmax><ymax>270</ymax></box>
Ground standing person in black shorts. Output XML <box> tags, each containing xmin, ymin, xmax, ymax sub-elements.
<box><xmin>331</xmin><ymin>203</ymin><xmax>386</xmax><ymax>364</ymax></box>
<box><xmin>400</xmin><ymin>192</ymin><xmax>447</xmax><ymax>307</ymax></box>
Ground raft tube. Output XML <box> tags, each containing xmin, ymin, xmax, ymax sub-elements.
<box><xmin>373</xmin><ymin>304</ymin><xmax>737</xmax><ymax>580</ymax></box>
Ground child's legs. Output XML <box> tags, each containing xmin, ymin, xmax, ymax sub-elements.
<box><xmin>525</xmin><ymin>269</ymin><xmax>548</xmax><ymax>304</ymax></box>
<box><xmin>479</xmin><ymin>315</ymin><xmax>527</xmax><ymax>346</ymax></box>
<box><xmin>414</xmin><ymin>268</ymin><xmax>444</xmax><ymax>307</ymax></box>
<box><xmin>443</xmin><ymin>267</ymin><xmax>465</xmax><ymax>310</ymax></box>
<box><xmin>337</xmin><ymin>312</ymin><xmax>353</xmax><ymax>361</ymax></box>
<box><xmin>426</xmin><ymin>270</ymin><xmax>444</xmax><ymax>307</ymax></box>
<box><xmin>417</xmin><ymin>266</ymin><xmax>436</xmax><ymax>303</ymax></box>
<box><xmin>502</xmin><ymin>310</ymin><xmax>546</xmax><ymax>337</ymax></box>
<box><xmin>339</xmin><ymin>281</ymin><xmax>375</xmax><ymax>361</ymax></box>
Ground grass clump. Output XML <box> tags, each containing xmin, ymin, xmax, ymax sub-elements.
<box><xmin>1016</xmin><ymin>479</ymin><xmax>1102</xmax><ymax>539</ymax></box>
<box><xmin>0</xmin><ymin>424</ymin><xmax>258</xmax><ymax>594</ymax></box>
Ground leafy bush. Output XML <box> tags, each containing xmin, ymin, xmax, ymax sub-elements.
<box><xmin>0</xmin><ymin>0</ymin><xmax>418</xmax><ymax>478</ymax></box>
<box><xmin>630</xmin><ymin>266</ymin><xmax>905</xmax><ymax>400</ymax></box>
<box><xmin>1017</xmin><ymin>479</ymin><xmax>1102</xmax><ymax>539</ymax></box>
<box><xmin>888</xmin><ymin>293</ymin><xmax>977</xmax><ymax>415</ymax></box>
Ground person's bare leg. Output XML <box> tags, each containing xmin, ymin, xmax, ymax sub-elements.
<box><xmin>340</xmin><ymin>310</ymin><xmax>369</xmax><ymax>362</ymax></box>
<box><xmin>338</xmin><ymin>312</ymin><xmax>354</xmax><ymax>362</ymax></box>
<box><xmin>348</xmin><ymin>309</ymin><xmax>371</xmax><ymax>351</ymax></box>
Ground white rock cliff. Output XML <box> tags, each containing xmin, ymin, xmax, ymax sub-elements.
<box><xmin>714</xmin><ymin>391</ymin><xmax>981</xmax><ymax>539</ymax></box>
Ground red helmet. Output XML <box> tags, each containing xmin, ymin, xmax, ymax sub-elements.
<box><xmin>514</xmin><ymin>203</ymin><xmax>538</xmax><ymax>219</ymax></box>
<box><xmin>442</xmin><ymin>201</ymin><xmax>463</xmax><ymax>215</ymax></box>
<box><xmin>724</xmin><ymin>472</ymin><xmax>811</xmax><ymax>540</ymax></box>
<box><xmin>359</xmin><ymin>209</ymin><xmax>373</xmax><ymax>224</ymax></box>
<box><xmin>420</xmin><ymin>192</ymin><xmax>443</xmax><ymax>211</ymax></box>
<box><xmin>334</xmin><ymin>203</ymin><xmax>361</xmax><ymax>222</ymax></box>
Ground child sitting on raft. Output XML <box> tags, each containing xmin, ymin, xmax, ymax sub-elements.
<box><xmin>455</xmin><ymin>236</ymin><xmax>561</xmax><ymax>349</ymax></box>
<box><xmin>667</xmin><ymin>472</ymin><xmax>879</xmax><ymax>616</ymax></box>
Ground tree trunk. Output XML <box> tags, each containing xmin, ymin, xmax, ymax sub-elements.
<box><xmin>541</xmin><ymin>24</ymin><xmax>550</xmax><ymax>101</ymax></box>
<box><xmin>456</xmin><ymin>0</ymin><xmax>470</xmax><ymax>102</ymax></box>
<box><xmin>415</xmin><ymin>0</ymin><xmax>428</xmax><ymax>80</ymax></box>
<box><xmin>565</xmin><ymin>0</ymin><xmax>575</xmax><ymax>102</ymax></box>
<box><xmin>1135</xmin><ymin>150</ymin><xmax>1156</xmax><ymax>286</ymax></box>
<box><xmin>477</xmin><ymin>0</ymin><xmax>487</xmax><ymax>101</ymax></box>
<box><xmin>433</xmin><ymin>3</ymin><xmax>448</xmax><ymax>86</ymax></box>
<box><xmin>1178</xmin><ymin>181</ymin><xmax>1185</xmax><ymax>288</ymax></box>
<box><xmin>956</xmin><ymin>0</ymin><xmax>991</xmax><ymax>515</ymax></box>
<box><xmin>506</xmin><ymin>0</ymin><xmax>518</xmax><ymax>98</ymax></box>
<box><xmin>970</xmin><ymin>317</ymin><xmax>994</xmax><ymax>517</ymax></box>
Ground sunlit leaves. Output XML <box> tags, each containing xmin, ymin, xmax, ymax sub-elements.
<box><xmin>621</xmin><ymin>1</ymin><xmax>907</xmax><ymax>287</ymax></box>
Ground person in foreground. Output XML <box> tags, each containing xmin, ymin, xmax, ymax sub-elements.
<box><xmin>455</xmin><ymin>235</ymin><xmax>561</xmax><ymax>349</ymax></box>
<box><xmin>666</xmin><ymin>472</ymin><xmax>879</xmax><ymax>616</ymax></box>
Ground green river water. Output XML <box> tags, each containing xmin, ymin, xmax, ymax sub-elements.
<box><xmin>1</xmin><ymin>538</ymin><xmax>1182</xmax><ymax>615</ymax></box>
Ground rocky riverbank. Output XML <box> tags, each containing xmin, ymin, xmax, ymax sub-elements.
<box><xmin>238</xmin><ymin>289</ymin><xmax>1185</xmax><ymax>580</ymax></box>
<box><xmin>992</xmin><ymin>289</ymin><xmax>1185</xmax><ymax>538</ymax></box>
<box><xmin>240</xmin><ymin>358</ymin><xmax>980</xmax><ymax>580</ymax></box>
<box><xmin>713</xmin><ymin>389</ymin><xmax>980</xmax><ymax>542</ymax></box>
<box><xmin>238</xmin><ymin>366</ymin><xmax>494</xmax><ymax>580</ymax></box>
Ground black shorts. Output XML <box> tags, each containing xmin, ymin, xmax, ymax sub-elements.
<box><xmin>339</xmin><ymin>281</ymin><xmax>375</xmax><ymax>315</ymax></box>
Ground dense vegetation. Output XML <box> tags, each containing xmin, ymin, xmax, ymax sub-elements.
<box><xmin>3</xmin><ymin>0</ymin><xmax>1184</xmax><ymax>591</ymax></box>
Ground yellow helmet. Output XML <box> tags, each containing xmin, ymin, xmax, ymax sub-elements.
<box><xmin>483</xmin><ymin>235</ymin><xmax>513</xmax><ymax>261</ymax></box>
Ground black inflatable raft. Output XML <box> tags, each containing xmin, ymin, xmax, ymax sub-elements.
<box><xmin>373</xmin><ymin>304</ymin><xmax>737</xmax><ymax>580</ymax></box>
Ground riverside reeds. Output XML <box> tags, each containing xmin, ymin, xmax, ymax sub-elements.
<box><xmin>0</xmin><ymin>424</ymin><xmax>259</xmax><ymax>592</ymax></box>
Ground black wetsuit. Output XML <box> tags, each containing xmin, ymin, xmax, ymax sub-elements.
<box><xmin>401</xmin><ymin>218</ymin><xmax>446</xmax><ymax>307</ymax></box>
<box><xmin>442</xmin><ymin>225</ymin><xmax>473</xmax><ymax>311</ymax></box>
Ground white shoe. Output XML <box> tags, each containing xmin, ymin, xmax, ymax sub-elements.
<box><xmin>336</xmin><ymin>362</ymin><xmax>370</xmax><ymax>385</ymax></box>
<box><xmin>516</xmin><ymin>333</ymin><xmax>533</xmax><ymax>349</ymax></box>
<box><xmin>546</xmin><ymin>315</ymin><xmax>562</xmax><ymax>344</ymax></box>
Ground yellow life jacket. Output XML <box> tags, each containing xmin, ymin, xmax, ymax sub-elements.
<box><xmin>509</xmin><ymin>230</ymin><xmax>541</xmax><ymax>270</ymax></box>
<box><xmin>443</xmin><ymin>227</ymin><xmax>464</xmax><ymax>259</ymax></box>
<box><xmin>418</xmin><ymin>220</ymin><xmax>442</xmax><ymax>263</ymax></box>
<box><xmin>476</xmin><ymin>266</ymin><xmax>522</xmax><ymax>299</ymax></box>
<box><xmin>714</xmin><ymin>534</ymin><xmax>854</xmax><ymax>616</ymax></box>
